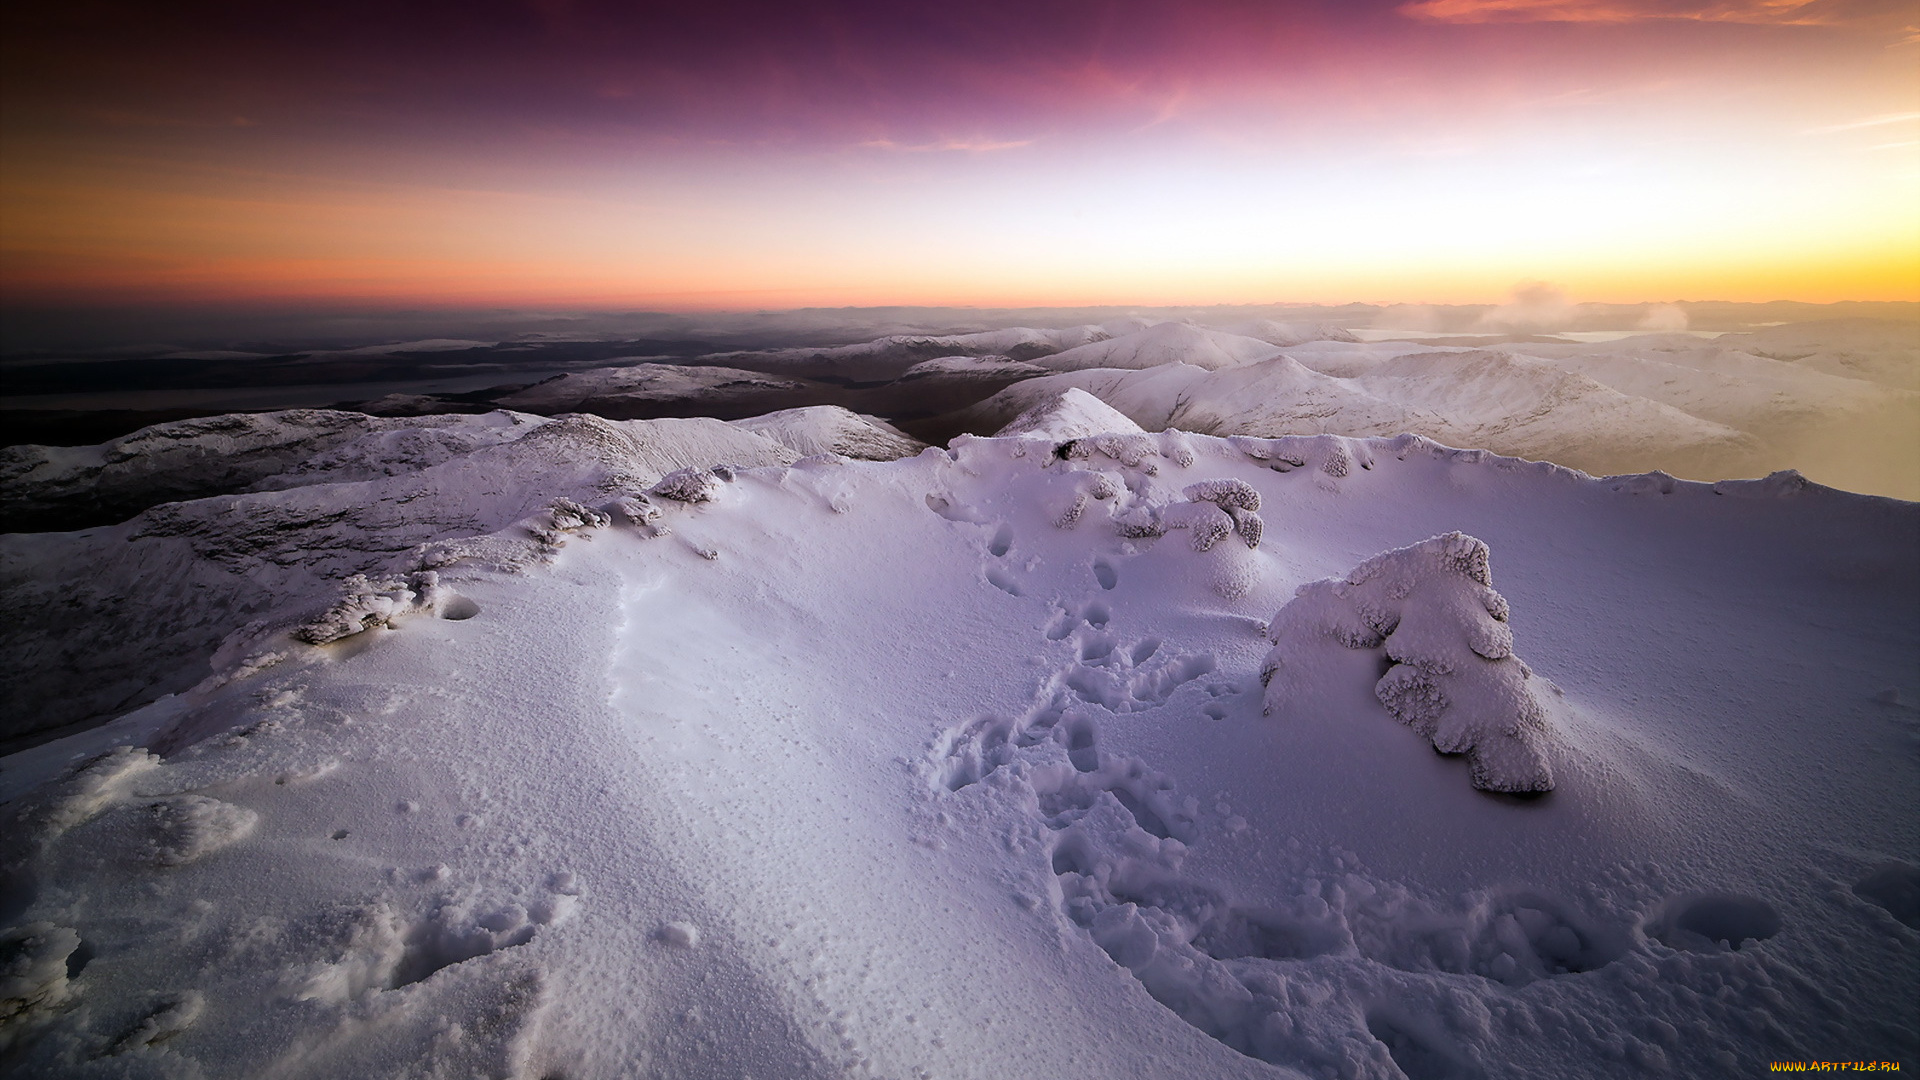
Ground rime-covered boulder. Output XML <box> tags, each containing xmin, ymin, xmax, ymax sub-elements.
<box><xmin>1260</xmin><ymin>532</ymin><xmax>1554</xmax><ymax>793</ymax></box>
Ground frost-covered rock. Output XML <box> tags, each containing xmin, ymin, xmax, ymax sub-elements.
<box><xmin>293</xmin><ymin>573</ymin><xmax>428</xmax><ymax>644</ymax></box>
<box><xmin>650</xmin><ymin>467</ymin><xmax>728</xmax><ymax>503</ymax></box>
<box><xmin>1183</xmin><ymin>478</ymin><xmax>1261</xmax><ymax>513</ymax></box>
<box><xmin>1136</xmin><ymin>478</ymin><xmax>1265</xmax><ymax>554</ymax></box>
<box><xmin>1052</xmin><ymin>471</ymin><xmax>1125</xmax><ymax>530</ymax></box>
<box><xmin>1261</xmin><ymin>532</ymin><xmax>1554</xmax><ymax>793</ymax></box>
<box><xmin>548</xmin><ymin>497</ymin><xmax>612</xmax><ymax>531</ymax></box>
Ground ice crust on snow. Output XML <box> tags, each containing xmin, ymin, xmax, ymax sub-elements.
<box><xmin>1262</xmin><ymin>532</ymin><xmax>1554</xmax><ymax>792</ymax></box>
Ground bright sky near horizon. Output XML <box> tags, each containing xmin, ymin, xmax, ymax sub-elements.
<box><xmin>2</xmin><ymin>0</ymin><xmax>1915</xmax><ymax>310</ymax></box>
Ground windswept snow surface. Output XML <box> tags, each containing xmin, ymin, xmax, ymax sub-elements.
<box><xmin>1</xmin><ymin>418</ymin><xmax>1915</xmax><ymax>1078</ymax></box>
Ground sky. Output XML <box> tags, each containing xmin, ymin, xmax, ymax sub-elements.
<box><xmin>2</xmin><ymin>0</ymin><xmax>1916</xmax><ymax>312</ymax></box>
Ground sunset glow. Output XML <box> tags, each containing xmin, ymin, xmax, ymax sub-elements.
<box><xmin>3</xmin><ymin>0</ymin><xmax>1915</xmax><ymax>310</ymax></box>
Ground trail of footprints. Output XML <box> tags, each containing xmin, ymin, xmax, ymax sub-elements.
<box><xmin>929</xmin><ymin>504</ymin><xmax>1791</xmax><ymax>1080</ymax></box>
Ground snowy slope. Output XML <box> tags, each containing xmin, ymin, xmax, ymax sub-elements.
<box><xmin>0</xmin><ymin>413</ymin><xmax>800</xmax><ymax>748</ymax></box>
<box><xmin>729</xmin><ymin>406</ymin><xmax>927</xmax><ymax>461</ymax></box>
<box><xmin>995</xmin><ymin>387</ymin><xmax>1146</xmax><ymax>439</ymax></box>
<box><xmin>1716</xmin><ymin>319</ymin><xmax>1920</xmax><ymax>390</ymax></box>
<box><xmin>1</xmin><ymin>424</ymin><xmax>1914</xmax><ymax>1079</ymax></box>
<box><xmin>1345</xmin><ymin>350</ymin><xmax>1761</xmax><ymax>477</ymax></box>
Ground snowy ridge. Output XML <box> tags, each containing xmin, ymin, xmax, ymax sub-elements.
<box><xmin>0</xmin><ymin>421</ymin><xmax>1914</xmax><ymax>1077</ymax></box>
<box><xmin>729</xmin><ymin>405</ymin><xmax>927</xmax><ymax>461</ymax></box>
<box><xmin>1033</xmin><ymin>322</ymin><xmax>1288</xmax><ymax>372</ymax></box>
<box><xmin>994</xmin><ymin>387</ymin><xmax>1146</xmax><ymax>440</ymax></box>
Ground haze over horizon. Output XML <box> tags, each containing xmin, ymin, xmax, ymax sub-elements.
<box><xmin>4</xmin><ymin>0</ymin><xmax>1916</xmax><ymax>314</ymax></box>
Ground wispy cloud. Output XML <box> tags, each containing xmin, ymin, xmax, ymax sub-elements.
<box><xmin>1399</xmin><ymin>0</ymin><xmax>1883</xmax><ymax>27</ymax></box>
<box><xmin>857</xmin><ymin>136</ymin><xmax>1037</xmax><ymax>153</ymax></box>
<box><xmin>1803</xmin><ymin>111</ymin><xmax>1920</xmax><ymax>133</ymax></box>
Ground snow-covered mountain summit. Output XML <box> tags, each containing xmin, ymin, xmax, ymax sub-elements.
<box><xmin>1</xmin><ymin>409</ymin><xmax>1913</xmax><ymax>1078</ymax></box>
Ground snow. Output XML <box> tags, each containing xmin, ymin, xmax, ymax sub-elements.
<box><xmin>995</xmin><ymin>387</ymin><xmax>1146</xmax><ymax>440</ymax></box>
<box><xmin>1</xmin><ymin>410</ymin><xmax>1914</xmax><ymax>1077</ymax></box>
<box><xmin>1262</xmin><ymin>533</ymin><xmax>1553</xmax><ymax>793</ymax></box>
<box><xmin>1</xmin><ymin>316</ymin><xmax>1917</xmax><ymax>1076</ymax></box>
<box><xmin>729</xmin><ymin>405</ymin><xmax>927</xmax><ymax>461</ymax></box>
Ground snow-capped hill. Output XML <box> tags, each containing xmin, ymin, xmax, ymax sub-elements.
<box><xmin>2</xmin><ymin>425</ymin><xmax>1913</xmax><ymax>1077</ymax></box>
<box><xmin>730</xmin><ymin>405</ymin><xmax>927</xmax><ymax>460</ymax></box>
<box><xmin>1034</xmin><ymin>322</ymin><xmax>1286</xmax><ymax>372</ymax></box>
<box><xmin>1715</xmin><ymin>318</ymin><xmax>1920</xmax><ymax>390</ymax></box>
<box><xmin>948</xmin><ymin>348</ymin><xmax>1758</xmax><ymax>480</ymax></box>
<box><xmin>1535</xmin><ymin>339</ymin><xmax>1904</xmax><ymax>432</ymax></box>
<box><xmin>1135</xmin><ymin>356</ymin><xmax>1433</xmax><ymax>437</ymax></box>
<box><xmin>1227</xmin><ymin>319</ymin><xmax>1362</xmax><ymax>347</ymax></box>
<box><xmin>494</xmin><ymin>363</ymin><xmax>807</xmax><ymax>411</ymax></box>
<box><xmin>1351</xmin><ymin>349</ymin><xmax>1760</xmax><ymax>474</ymax></box>
<box><xmin>899</xmin><ymin>355</ymin><xmax>1053</xmax><ymax>380</ymax></box>
<box><xmin>960</xmin><ymin>358</ymin><xmax>1431</xmax><ymax>438</ymax></box>
<box><xmin>995</xmin><ymin>387</ymin><xmax>1146</xmax><ymax>439</ymax></box>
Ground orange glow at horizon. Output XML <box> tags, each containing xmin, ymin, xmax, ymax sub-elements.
<box><xmin>3</xmin><ymin>1</ymin><xmax>1915</xmax><ymax>312</ymax></box>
